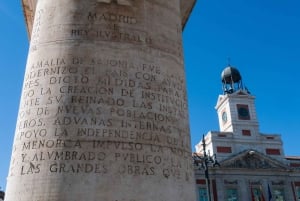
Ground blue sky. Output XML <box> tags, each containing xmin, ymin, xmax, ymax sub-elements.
<box><xmin>0</xmin><ymin>0</ymin><xmax>300</xmax><ymax>190</ymax></box>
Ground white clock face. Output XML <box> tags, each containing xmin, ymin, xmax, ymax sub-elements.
<box><xmin>222</xmin><ymin>111</ymin><xmax>228</xmax><ymax>122</ymax></box>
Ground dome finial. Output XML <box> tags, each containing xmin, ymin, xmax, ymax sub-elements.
<box><xmin>227</xmin><ymin>57</ymin><xmax>231</xmax><ymax>66</ymax></box>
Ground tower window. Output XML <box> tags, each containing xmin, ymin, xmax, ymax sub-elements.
<box><xmin>237</xmin><ymin>104</ymin><xmax>250</xmax><ymax>120</ymax></box>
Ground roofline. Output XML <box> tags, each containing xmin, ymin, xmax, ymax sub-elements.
<box><xmin>286</xmin><ymin>156</ymin><xmax>300</xmax><ymax>160</ymax></box>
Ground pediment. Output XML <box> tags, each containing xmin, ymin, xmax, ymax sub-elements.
<box><xmin>220</xmin><ymin>150</ymin><xmax>289</xmax><ymax>170</ymax></box>
<box><xmin>231</xmin><ymin>89</ymin><xmax>252</xmax><ymax>96</ymax></box>
<box><xmin>236</xmin><ymin>90</ymin><xmax>248</xmax><ymax>95</ymax></box>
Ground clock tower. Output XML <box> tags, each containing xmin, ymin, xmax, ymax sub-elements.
<box><xmin>194</xmin><ymin>65</ymin><xmax>300</xmax><ymax>201</ymax></box>
<box><xmin>196</xmin><ymin>65</ymin><xmax>284</xmax><ymax>162</ymax></box>
<box><xmin>215</xmin><ymin>66</ymin><xmax>260</xmax><ymax>138</ymax></box>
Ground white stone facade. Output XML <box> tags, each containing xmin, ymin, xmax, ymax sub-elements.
<box><xmin>194</xmin><ymin>82</ymin><xmax>300</xmax><ymax>201</ymax></box>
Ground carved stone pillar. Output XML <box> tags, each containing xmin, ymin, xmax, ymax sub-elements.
<box><xmin>5</xmin><ymin>0</ymin><xmax>197</xmax><ymax>200</ymax></box>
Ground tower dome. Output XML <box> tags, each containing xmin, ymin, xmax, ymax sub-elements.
<box><xmin>221</xmin><ymin>66</ymin><xmax>242</xmax><ymax>84</ymax></box>
<box><xmin>221</xmin><ymin>66</ymin><xmax>249</xmax><ymax>94</ymax></box>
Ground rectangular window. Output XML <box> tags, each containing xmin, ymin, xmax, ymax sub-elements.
<box><xmin>252</xmin><ymin>188</ymin><xmax>264</xmax><ymax>201</ymax></box>
<box><xmin>217</xmin><ymin>146</ymin><xmax>232</xmax><ymax>153</ymax></box>
<box><xmin>226</xmin><ymin>188</ymin><xmax>238</xmax><ymax>201</ymax></box>
<box><xmin>273</xmin><ymin>189</ymin><xmax>284</xmax><ymax>201</ymax></box>
<box><xmin>290</xmin><ymin>163</ymin><xmax>300</xmax><ymax>167</ymax></box>
<box><xmin>237</xmin><ymin>104</ymin><xmax>250</xmax><ymax>120</ymax></box>
<box><xmin>296</xmin><ymin>187</ymin><xmax>300</xmax><ymax>201</ymax></box>
<box><xmin>242</xmin><ymin>129</ymin><xmax>251</xmax><ymax>136</ymax></box>
<box><xmin>198</xmin><ymin>188</ymin><xmax>208</xmax><ymax>201</ymax></box>
<box><xmin>266</xmin><ymin>148</ymin><xmax>281</xmax><ymax>155</ymax></box>
<box><xmin>196</xmin><ymin>179</ymin><xmax>206</xmax><ymax>185</ymax></box>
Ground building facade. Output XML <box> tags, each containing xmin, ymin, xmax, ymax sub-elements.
<box><xmin>194</xmin><ymin>66</ymin><xmax>300</xmax><ymax>201</ymax></box>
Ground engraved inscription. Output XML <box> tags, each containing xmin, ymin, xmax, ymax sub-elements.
<box><xmin>13</xmin><ymin>55</ymin><xmax>191</xmax><ymax>181</ymax></box>
<box><xmin>87</xmin><ymin>12</ymin><xmax>137</xmax><ymax>24</ymax></box>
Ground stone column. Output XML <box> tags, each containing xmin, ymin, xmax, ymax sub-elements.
<box><xmin>5</xmin><ymin>0</ymin><xmax>196</xmax><ymax>200</ymax></box>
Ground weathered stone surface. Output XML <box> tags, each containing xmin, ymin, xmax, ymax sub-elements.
<box><xmin>22</xmin><ymin>0</ymin><xmax>196</xmax><ymax>39</ymax></box>
<box><xmin>6</xmin><ymin>0</ymin><xmax>196</xmax><ymax>200</ymax></box>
